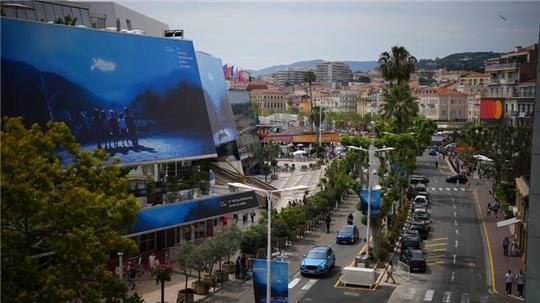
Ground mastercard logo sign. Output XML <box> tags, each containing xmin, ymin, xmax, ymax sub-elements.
<box><xmin>480</xmin><ymin>100</ymin><xmax>503</xmax><ymax>119</ymax></box>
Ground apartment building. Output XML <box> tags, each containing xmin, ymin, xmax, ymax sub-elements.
<box><xmin>414</xmin><ymin>88</ymin><xmax>468</xmax><ymax>129</ymax></box>
<box><xmin>485</xmin><ymin>44</ymin><xmax>538</xmax><ymax>127</ymax></box>
<box><xmin>315</xmin><ymin>61</ymin><xmax>352</xmax><ymax>85</ymax></box>
<box><xmin>276</xmin><ymin>68</ymin><xmax>310</xmax><ymax>86</ymax></box>
<box><xmin>250</xmin><ymin>88</ymin><xmax>291</xmax><ymax>113</ymax></box>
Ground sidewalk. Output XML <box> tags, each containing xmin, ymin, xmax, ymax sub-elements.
<box><xmin>474</xmin><ymin>188</ymin><xmax>524</xmax><ymax>301</ymax></box>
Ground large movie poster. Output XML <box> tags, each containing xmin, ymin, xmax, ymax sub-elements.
<box><xmin>251</xmin><ymin>259</ymin><xmax>288</xmax><ymax>303</ymax></box>
<box><xmin>1</xmin><ymin>18</ymin><xmax>216</xmax><ymax>164</ymax></box>
<box><xmin>196</xmin><ymin>51</ymin><xmax>238</xmax><ymax>159</ymax></box>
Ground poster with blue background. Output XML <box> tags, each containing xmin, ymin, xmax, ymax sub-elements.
<box><xmin>358</xmin><ymin>189</ymin><xmax>382</xmax><ymax>217</ymax></box>
<box><xmin>252</xmin><ymin>259</ymin><xmax>288</xmax><ymax>303</ymax></box>
<box><xmin>1</xmin><ymin>18</ymin><xmax>216</xmax><ymax>165</ymax></box>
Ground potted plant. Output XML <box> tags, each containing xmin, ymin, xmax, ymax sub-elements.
<box><xmin>152</xmin><ymin>266</ymin><xmax>172</xmax><ymax>303</ymax></box>
<box><xmin>220</xmin><ymin>225</ymin><xmax>241</xmax><ymax>274</ymax></box>
<box><xmin>202</xmin><ymin>237</ymin><xmax>220</xmax><ymax>285</ymax></box>
<box><xmin>191</xmin><ymin>243</ymin><xmax>210</xmax><ymax>295</ymax></box>
<box><xmin>173</xmin><ymin>241</ymin><xmax>196</xmax><ymax>303</ymax></box>
<box><xmin>199</xmin><ymin>180</ymin><xmax>210</xmax><ymax>195</ymax></box>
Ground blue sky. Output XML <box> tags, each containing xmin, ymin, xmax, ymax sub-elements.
<box><xmin>119</xmin><ymin>1</ymin><xmax>540</xmax><ymax>70</ymax></box>
<box><xmin>1</xmin><ymin>18</ymin><xmax>202</xmax><ymax>103</ymax></box>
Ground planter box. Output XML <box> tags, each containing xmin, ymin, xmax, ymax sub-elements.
<box><xmin>215</xmin><ymin>270</ymin><xmax>229</xmax><ymax>282</ymax></box>
<box><xmin>271</xmin><ymin>174</ymin><xmax>278</xmax><ymax>180</ymax></box>
<box><xmin>177</xmin><ymin>289</ymin><xmax>195</xmax><ymax>303</ymax></box>
<box><xmin>191</xmin><ymin>281</ymin><xmax>210</xmax><ymax>295</ymax></box>
<box><xmin>223</xmin><ymin>262</ymin><xmax>236</xmax><ymax>274</ymax></box>
<box><xmin>202</xmin><ymin>274</ymin><xmax>215</xmax><ymax>285</ymax></box>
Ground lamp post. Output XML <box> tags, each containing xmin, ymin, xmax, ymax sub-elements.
<box><xmin>117</xmin><ymin>252</ymin><xmax>124</xmax><ymax>280</ymax></box>
<box><xmin>228</xmin><ymin>183</ymin><xmax>308</xmax><ymax>303</ymax></box>
<box><xmin>347</xmin><ymin>145</ymin><xmax>394</xmax><ymax>254</ymax></box>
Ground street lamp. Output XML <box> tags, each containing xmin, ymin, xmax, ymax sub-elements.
<box><xmin>347</xmin><ymin>145</ymin><xmax>394</xmax><ymax>255</ymax></box>
<box><xmin>228</xmin><ymin>182</ymin><xmax>309</xmax><ymax>303</ymax></box>
<box><xmin>117</xmin><ymin>252</ymin><xmax>124</xmax><ymax>280</ymax></box>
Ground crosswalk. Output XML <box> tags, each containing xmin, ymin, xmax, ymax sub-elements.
<box><xmin>288</xmin><ymin>277</ymin><xmax>318</xmax><ymax>291</ymax></box>
<box><xmin>429</xmin><ymin>187</ymin><xmax>467</xmax><ymax>192</ymax></box>
<box><xmin>389</xmin><ymin>287</ymin><xmax>474</xmax><ymax>302</ymax></box>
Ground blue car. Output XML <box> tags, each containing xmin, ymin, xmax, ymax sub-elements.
<box><xmin>428</xmin><ymin>148</ymin><xmax>437</xmax><ymax>156</ymax></box>
<box><xmin>300</xmin><ymin>246</ymin><xmax>335</xmax><ymax>276</ymax></box>
<box><xmin>336</xmin><ymin>224</ymin><xmax>360</xmax><ymax>244</ymax></box>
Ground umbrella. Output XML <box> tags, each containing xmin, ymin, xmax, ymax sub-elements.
<box><xmin>296</xmin><ymin>143</ymin><xmax>304</xmax><ymax>147</ymax></box>
<box><xmin>473</xmin><ymin>154</ymin><xmax>493</xmax><ymax>162</ymax></box>
<box><xmin>292</xmin><ymin>150</ymin><xmax>307</xmax><ymax>156</ymax></box>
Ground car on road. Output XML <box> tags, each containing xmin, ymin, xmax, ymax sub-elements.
<box><xmin>300</xmin><ymin>246</ymin><xmax>336</xmax><ymax>276</ymax></box>
<box><xmin>414</xmin><ymin>184</ymin><xmax>430</xmax><ymax>198</ymax></box>
<box><xmin>336</xmin><ymin>224</ymin><xmax>360</xmax><ymax>244</ymax></box>
<box><xmin>410</xmin><ymin>175</ymin><xmax>429</xmax><ymax>185</ymax></box>
<box><xmin>413</xmin><ymin>201</ymin><xmax>429</xmax><ymax>212</ymax></box>
<box><xmin>400</xmin><ymin>248</ymin><xmax>427</xmax><ymax>272</ymax></box>
<box><xmin>413</xmin><ymin>209</ymin><xmax>431</xmax><ymax>222</ymax></box>
<box><xmin>409</xmin><ymin>223</ymin><xmax>429</xmax><ymax>239</ymax></box>
<box><xmin>428</xmin><ymin>148</ymin><xmax>437</xmax><ymax>156</ymax></box>
<box><xmin>402</xmin><ymin>232</ymin><xmax>422</xmax><ymax>249</ymax></box>
<box><xmin>446</xmin><ymin>174</ymin><xmax>468</xmax><ymax>184</ymax></box>
<box><xmin>412</xmin><ymin>218</ymin><xmax>431</xmax><ymax>231</ymax></box>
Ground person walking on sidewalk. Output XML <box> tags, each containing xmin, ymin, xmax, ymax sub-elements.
<box><xmin>325</xmin><ymin>214</ymin><xmax>331</xmax><ymax>233</ymax></box>
<box><xmin>385</xmin><ymin>261</ymin><xmax>397</xmax><ymax>284</ymax></box>
<box><xmin>503</xmin><ymin>237</ymin><xmax>510</xmax><ymax>256</ymax></box>
<box><xmin>516</xmin><ymin>269</ymin><xmax>525</xmax><ymax>298</ymax></box>
<box><xmin>505</xmin><ymin>270</ymin><xmax>513</xmax><ymax>295</ymax></box>
<box><xmin>487</xmin><ymin>202</ymin><xmax>492</xmax><ymax>219</ymax></box>
<box><xmin>235</xmin><ymin>256</ymin><xmax>242</xmax><ymax>279</ymax></box>
<box><xmin>511</xmin><ymin>238</ymin><xmax>517</xmax><ymax>256</ymax></box>
<box><xmin>250</xmin><ymin>210</ymin><xmax>256</xmax><ymax>223</ymax></box>
<box><xmin>242</xmin><ymin>212</ymin><xmax>248</xmax><ymax>224</ymax></box>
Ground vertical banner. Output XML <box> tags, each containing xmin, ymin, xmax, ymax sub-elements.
<box><xmin>357</xmin><ymin>189</ymin><xmax>382</xmax><ymax>218</ymax></box>
<box><xmin>251</xmin><ymin>259</ymin><xmax>289</xmax><ymax>303</ymax></box>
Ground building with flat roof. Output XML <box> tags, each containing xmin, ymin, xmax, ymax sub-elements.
<box><xmin>276</xmin><ymin>68</ymin><xmax>310</xmax><ymax>86</ymax></box>
<box><xmin>315</xmin><ymin>61</ymin><xmax>351</xmax><ymax>85</ymax></box>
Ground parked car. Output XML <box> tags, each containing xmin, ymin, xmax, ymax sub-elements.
<box><xmin>410</xmin><ymin>175</ymin><xmax>429</xmax><ymax>185</ymax></box>
<box><xmin>404</xmin><ymin>229</ymin><xmax>421</xmax><ymax>241</ymax></box>
<box><xmin>400</xmin><ymin>248</ymin><xmax>427</xmax><ymax>272</ymax></box>
<box><xmin>428</xmin><ymin>149</ymin><xmax>437</xmax><ymax>156</ymax></box>
<box><xmin>300</xmin><ymin>246</ymin><xmax>336</xmax><ymax>276</ymax></box>
<box><xmin>412</xmin><ymin>218</ymin><xmax>431</xmax><ymax>231</ymax></box>
<box><xmin>336</xmin><ymin>225</ymin><xmax>360</xmax><ymax>244</ymax></box>
<box><xmin>413</xmin><ymin>201</ymin><xmax>429</xmax><ymax>211</ymax></box>
<box><xmin>413</xmin><ymin>209</ymin><xmax>431</xmax><ymax>222</ymax></box>
<box><xmin>409</xmin><ymin>223</ymin><xmax>429</xmax><ymax>239</ymax></box>
<box><xmin>414</xmin><ymin>195</ymin><xmax>429</xmax><ymax>204</ymax></box>
<box><xmin>446</xmin><ymin>174</ymin><xmax>468</xmax><ymax>184</ymax></box>
<box><xmin>401</xmin><ymin>233</ymin><xmax>422</xmax><ymax>249</ymax></box>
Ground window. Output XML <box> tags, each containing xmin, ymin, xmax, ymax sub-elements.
<box><xmin>194</xmin><ymin>221</ymin><xmax>207</xmax><ymax>240</ymax></box>
<box><xmin>81</xmin><ymin>10</ymin><xmax>92</xmax><ymax>27</ymax></box>
<box><xmin>53</xmin><ymin>4</ymin><xmax>63</xmax><ymax>20</ymax></box>
<box><xmin>34</xmin><ymin>2</ymin><xmax>46</xmax><ymax>21</ymax></box>
<box><xmin>62</xmin><ymin>6</ymin><xmax>72</xmax><ymax>19</ymax></box>
<box><xmin>139</xmin><ymin>233</ymin><xmax>155</xmax><ymax>252</ymax></box>
<box><xmin>71</xmin><ymin>7</ymin><xmax>83</xmax><ymax>25</ymax></box>
<box><xmin>182</xmin><ymin>225</ymin><xmax>192</xmax><ymax>241</ymax></box>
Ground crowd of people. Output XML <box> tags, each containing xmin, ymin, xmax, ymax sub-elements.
<box><xmin>92</xmin><ymin>107</ymin><xmax>139</xmax><ymax>150</ymax></box>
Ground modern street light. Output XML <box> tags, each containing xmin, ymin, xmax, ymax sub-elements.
<box><xmin>228</xmin><ymin>182</ymin><xmax>309</xmax><ymax>303</ymax></box>
<box><xmin>347</xmin><ymin>145</ymin><xmax>395</xmax><ymax>256</ymax></box>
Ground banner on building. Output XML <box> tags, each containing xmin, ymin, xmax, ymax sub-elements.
<box><xmin>357</xmin><ymin>189</ymin><xmax>382</xmax><ymax>218</ymax></box>
<box><xmin>251</xmin><ymin>259</ymin><xmax>289</xmax><ymax>303</ymax></box>
<box><xmin>480</xmin><ymin>99</ymin><xmax>504</xmax><ymax>125</ymax></box>
<box><xmin>1</xmin><ymin>18</ymin><xmax>216</xmax><ymax>165</ymax></box>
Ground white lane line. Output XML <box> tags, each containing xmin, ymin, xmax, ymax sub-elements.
<box><xmin>439</xmin><ymin>187</ymin><xmax>443</xmax><ymax>191</ymax></box>
<box><xmin>454</xmin><ymin>211</ymin><xmax>457</xmax><ymax>217</ymax></box>
<box><xmin>301</xmin><ymin>279</ymin><xmax>317</xmax><ymax>290</ymax></box>
<box><xmin>453</xmin><ymin>204</ymin><xmax>456</xmax><ymax>209</ymax></box>
<box><xmin>456</xmin><ymin>229</ymin><xmax>459</xmax><ymax>236</ymax></box>
<box><xmin>443</xmin><ymin>291</ymin><xmax>452</xmax><ymax>303</ymax></box>
<box><xmin>403</xmin><ymin>288</ymin><xmax>416</xmax><ymax>299</ymax></box>
<box><xmin>452</xmin><ymin>198</ymin><xmax>455</xmax><ymax>203</ymax></box>
<box><xmin>455</xmin><ymin>240</ymin><xmax>459</xmax><ymax>248</ymax></box>
<box><xmin>446</xmin><ymin>187</ymin><xmax>451</xmax><ymax>191</ymax></box>
<box><xmin>423</xmin><ymin>289</ymin><xmax>435</xmax><ymax>301</ymax></box>
<box><xmin>461</xmin><ymin>293</ymin><xmax>471</xmax><ymax>303</ymax></box>
<box><xmin>453</xmin><ymin>254</ymin><xmax>457</xmax><ymax>264</ymax></box>
<box><xmin>451</xmin><ymin>271</ymin><xmax>455</xmax><ymax>282</ymax></box>
<box><xmin>432</xmin><ymin>187</ymin><xmax>436</xmax><ymax>191</ymax></box>
<box><xmin>288</xmin><ymin>277</ymin><xmax>301</xmax><ymax>289</ymax></box>
<box><xmin>453</xmin><ymin>187</ymin><xmax>458</xmax><ymax>191</ymax></box>
<box><xmin>454</xmin><ymin>220</ymin><xmax>458</xmax><ymax>227</ymax></box>
<box><xmin>461</xmin><ymin>188</ymin><xmax>466</xmax><ymax>191</ymax></box>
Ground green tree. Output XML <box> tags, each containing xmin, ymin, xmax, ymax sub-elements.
<box><xmin>378</xmin><ymin>45</ymin><xmax>417</xmax><ymax>85</ymax></box>
<box><xmin>381</xmin><ymin>84</ymin><xmax>419</xmax><ymax>133</ymax></box>
<box><xmin>173</xmin><ymin>240</ymin><xmax>196</xmax><ymax>292</ymax></box>
<box><xmin>310</xmin><ymin>106</ymin><xmax>326</xmax><ymax>138</ymax></box>
<box><xmin>262</xmin><ymin>163</ymin><xmax>272</xmax><ymax>182</ymax></box>
<box><xmin>54</xmin><ymin>15</ymin><xmax>78</xmax><ymax>26</ymax></box>
<box><xmin>1</xmin><ymin>118</ymin><xmax>139</xmax><ymax>302</ymax></box>
<box><xmin>304</xmin><ymin>71</ymin><xmax>316</xmax><ymax>99</ymax></box>
<box><xmin>153</xmin><ymin>267</ymin><xmax>172</xmax><ymax>303</ymax></box>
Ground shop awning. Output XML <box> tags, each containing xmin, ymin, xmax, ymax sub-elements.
<box><xmin>128</xmin><ymin>191</ymin><xmax>259</xmax><ymax>236</ymax></box>
<box><xmin>496</xmin><ymin>217</ymin><xmax>521</xmax><ymax>228</ymax></box>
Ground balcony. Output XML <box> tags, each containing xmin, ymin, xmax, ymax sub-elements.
<box><xmin>485</xmin><ymin>62</ymin><xmax>519</xmax><ymax>72</ymax></box>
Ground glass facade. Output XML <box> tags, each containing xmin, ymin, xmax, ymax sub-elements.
<box><xmin>1</xmin><ymin>1</ymin><xmax>92</xmax><ymax>27</ymax></box>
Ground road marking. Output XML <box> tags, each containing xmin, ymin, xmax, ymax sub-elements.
<box><xmin>454</xmin><ymin>220</ymin><xmax>458</xmax><ymax>226</ymax></box>
<box><xmin>456</xmin><ymin>229</ymin><xmax>459</xmax><ymax>236</ymax></box>
<box><xmin>451</xmin><ymin>271</ymin><xmax>455</xmax><ymax>282</ymax></box>
<box><xmin>473</xmin><ymin>191</ymin><xmax>497</xmax><ymax>294</ymax></box>
<box><xmin>452</xmin><ymin>198</ymin><xmax>455</xmax><ymax>203</ymax></box>
<box><xmin>455</xmin><ymin>187</ymin><xmax>459</xmax><ymax>191</ymax></box>
<box><xmin>427</xmin><ymin>248</ymin><xmax>447</xmax><ymax>253</ymax></box>
<box><xmin>453</xmin><ymin>254</ymin><xmax>457</xmax><ymax>264</ymax></box>
<box><xmin>446</xmin><ymin>187</ymin><xmax>451</xmax><ymax>191</ymax></box>
<box><xmin>443</xmin><ymin>291</ymin><xmax>452</xmax><ymax>302</ymax></box>
<box><xmin>403</xmin><ymin>288</ymin><xmax>416</xmax><ymax>299</ymax></box>
<box><xmin>455</xmin><ymin>240</ymin><xmax>459</xmax><ymax>248</ymax></box>
<box><xmin>425</xmin><ymin>242</ymin><xmax>447</xmax><ymax>248</ymax></box>
<box><xmin>461</xmin><ymin>293</ymin><xmax>471</xmax><ymax>303</ymax></box>
<box><xmin>432</xmin><ymin>187</ymin><xmax>436</xmax><ymax>191</ymax></box>
<box><xmin>288</xmin><ymin>277</ymin><xmax>301</xmax><ymax>289</ymax></box>
<box><xmin>427</xmin><ymin>237</ymin><xmax>448</xmax><ymax>242</ymax></box>
<box><xmin>453</xmin><ymin>204</ymin><xmax>456</xmax><ymax>209</ymax></box>
<box><xmin>301</xmin><ymin>279</ymin><xmax>317</xmax><ymax>290</ymax></box>
<box><xmin>461</xmin><ymin>188</ymin><xmax>466</xmax><ymax>191</ymax></box>
<box><xmin>344</xmin><ymin>292</ymin><xmax>360</xmax><ymax>297</ymax></box>
<box><xmin>423</xmin><ymin>289</ymin><xmax>435</xmax><ymax>301</ymax></box>
<box><xmin>454</xmin><ymin>211</ymin><xmax>457</xmax><ymax>217</ymax></box>
<box><xmin>439</xmin><ymin>187</ymin><xmax>443</xmax><ymax>191</ymax></box>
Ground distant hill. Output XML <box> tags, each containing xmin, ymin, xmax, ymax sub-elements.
<box><xmin>247</xmin><ymin>59</ymin><xmax>378</xmax><ymax>77</ymax></box>
<box><xmin>416</xmin><ymin>52</ymin><xmax>500</xmax><ymax>72</ymax></box>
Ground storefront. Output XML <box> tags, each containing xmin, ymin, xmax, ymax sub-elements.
<box><xmin>127</xmin><ymin>190</ymin><xmax>259</xmax><ymax>253</ymax></box>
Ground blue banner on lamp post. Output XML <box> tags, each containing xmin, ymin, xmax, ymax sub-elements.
<box><xmin>251</xmin><ymin>259</ymin><xmax>288</xmax><ymax>303</ymax></box>
<box><xmin>357</xmin><ymin>189</ymin><xmax>382</xmax><ymax>218</ymax></box>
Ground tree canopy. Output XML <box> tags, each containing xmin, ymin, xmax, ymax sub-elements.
<box><xmin>1</xmin><ymin>117</ymin><xmax>140</xmax><ymax>302</ymax></box>
<box><xmin>378</xmin><ymin>45</ymin><xmax>417</xmax><ymax>85</ymax></box>
<box><xmin>380</xmin><ymin>84</ymin><xmax>419</xmax><ymax>133</ymax></box>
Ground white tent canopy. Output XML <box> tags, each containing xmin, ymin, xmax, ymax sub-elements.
<box><xmin>496</xmin><ymin>217</ymin><xmax>521</xmax><ymax>228</ymax></box>
<box><xmin>292</xmin><ymin>150</ymin><xmax>307</xmax><ymax>156</ymax></box>
<box><xmin>473</xmin><ymin>154</ymin><xmax>494</xmax><ymax>162</ymax></box>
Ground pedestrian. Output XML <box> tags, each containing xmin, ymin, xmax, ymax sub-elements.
<box><xmin>516</xmin><ymin>269</ymin><xmax>525</xmax><ymax>297</ymax></box>
<box><xmin>487</xmin><ymin>202</ymin><xmax>492</xmax><ymax>219</ymax></box>
<box><xmin>492</xmin><ymin>202</ymin><xmax>500</xmax><ymax>219</ymax></box>
<box><xmin>347</xmin><ymin>213</ymin><xmax>354</xmax><ymax>225</ymax></box>
<box><xmin>505</xmin><ymin>270</ymin><xmax>513</xmax><ymax>295</ymax></box>
<box><xmin>136</xmin><ymin>254</ymin><xmax>144</xmax><ymax>277</ymax></box>
<box><xmin>235</xmin><ymin>256</ymin><xmax>242</xmax><ymax>279</ymax></box>
<box><xmin>241</xmin><ymin>254</ymin><xmax>248</xmax><ymax>274</ymax></box>
<box><xmin>250</xmin><ymin>210</ymin><xmax>256</xmax><ymax>223</ymax></box>
<box><xmin>465</xmin><ymin>180</ymin><xmax>470</xmax><ymax>190</ymax></box>
<box><xmin>127</xmin><ymin>261</ymin><xmax>136</xmax><ymax>290</ymax></box>
<box><xmin>385</xmin><ymin>261</ymin><xmax>397</xmax><ymax>284</ymax></box>
<box><xmin>503</xmin><ymin>237</ymin><xmax>510</xmax><ymax>256</ymax></box>
<box><xmin>435</xmin><ymin>161</ymin><xmax>438</xmax><ymax>169</ymax></box>
<box><xmin>511</xmin><ymin>238</ymin><xmax>518</xmax><ymax>257</ymax></box>
<box><xmin>242</xmin><ymin>212</ymin><xmax>248</xmax><ymax>224</ymax></box>
<box><xmin>233</xmin><ymin>213</ymin><xmax>239</xmax><ymax>223</ymax></box>
<box><xmin>148</xmin><ymin>252</ymin><xmax>156</xmax><ymax>270</ymax></box>
<box><xmin>325</xmin><ymin>214</ymin><xmax>331</xmax><ymax>233</ymax></box>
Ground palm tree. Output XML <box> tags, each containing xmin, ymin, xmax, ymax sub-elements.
<box><xmin>309</xmin><ymin>106</ymin><xmax>325</xmax><ymax>135</ymax></box>
<box><xmin>381</xmin><ymin>84</ymin><xmax>419</xmax><ymax>133</ymax></box>
<box><xmin>304</xmin><ymin>71</ymin><xmax>316</xmax><ymax>99</ymax></box>
<box><xmin>378</xmin><ymin>46</ymin><xmax>417</xmax><ymax>85</ymax></box>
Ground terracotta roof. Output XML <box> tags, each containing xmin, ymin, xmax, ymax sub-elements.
<box><xmin>519</xmin><ymin>78</ymin><xmax>536</xmax><ymax>84</ymax></box>
<box><xmin>436</xmin><ymin>88</ymin><xmax>467</xmax><ymax>97</ymax></box>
